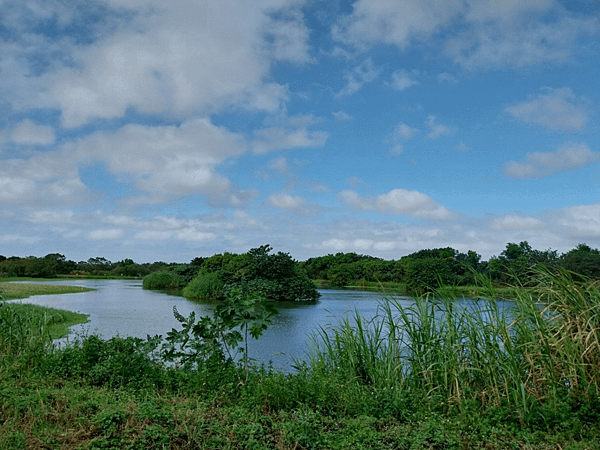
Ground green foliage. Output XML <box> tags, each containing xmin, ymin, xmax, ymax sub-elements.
<box><xmin>488</xmin><ymin>241</ymin><xmax>559</xmax><ymax>284</ymax></box>
<box><xmin>5</xmin><ymin>271</ymin><xmax>600</xmax><ymax>448</ymax></box>
<box><xmin>0</xmin><ymin>302</ymin><xmax>53</xmax><ymax>362</ymax></box>
<box><xmin>404</xmin><ymin>257</ymin><xmax>456</xmax><ymax>292</ymax></box>
<box><xmin>43</xmin><ymin>334</ymin><xmax>164</xmax><ymax>389</ymax></box>
<box><xmin>142</xmin><ymin>270</ymin><xmax>184</xmax><ymax>289</ymax></box>
<box><xmin>184</xmin><ymin>245</ymin><xmax>320</xmax><ymax>302</ymax></box>
<box><xmin>559</xmin><ymin>243</ymin><xmax>600</xmax><ymax>279</ymax></box>
<box><xmin>182</xmin><ymin>271</ymin><xmax>225</xmax><ymax>300</ymax></box>
<box><xmin>163</xmin><ymin>285</ymin><xmax>278</xmax><ymax>379</ymax></box>
<box><xmin>306</xmin><ymin>268</ymin><xmax>600</xmax><ymax>428</ymax></box>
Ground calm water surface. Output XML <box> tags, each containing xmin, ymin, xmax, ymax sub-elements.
<box><xmin>12</xmin><ymin>279</ymin><xmax>413</xmax><ymax>371</ymax></box>
<box><xmin>12</xmin><ymin>280</ymin><xmax>514</xmax><ymax>371</ymax></box>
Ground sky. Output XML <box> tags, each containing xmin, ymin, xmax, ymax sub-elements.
<box><xmin>1</xmin><ymin>0</ymin><xmax>599</xmax><ymax>264</ymax></box>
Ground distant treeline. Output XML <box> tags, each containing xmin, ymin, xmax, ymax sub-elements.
<box><xmin>0</xmin><ymin>254</ymin><xmax>198</xmax><ymax>280</ymax></box>
<box><xmin>301</xmin><ymin>242</ymin><xmax>600</xmax><ymax>290</ymax></box>
<box><xmin>2</xmin><ymin>241</ymin><xmax>600</xmax><ymax>291</ymax></box>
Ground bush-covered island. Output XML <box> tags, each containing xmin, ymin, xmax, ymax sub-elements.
<box><xmin>144</xmin><ymin>244</ymin><xmax>320</xmax><ymax>302</ymax></box>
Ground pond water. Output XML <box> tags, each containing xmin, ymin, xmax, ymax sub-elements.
<box><xmin>9</xmin><ymin>280</ymin><xmax>514</xmax><ymax>372</ymax></box>
<box><xmin>11</xmin><ymin>279</ymin><xmax>412</xmax><ymax>371</ymax></box>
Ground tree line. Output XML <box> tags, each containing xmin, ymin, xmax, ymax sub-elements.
<box><xmin>300</xmin><ymin>242</ymin><xmax>600</xmax><ymax>291</ymax></box>
<box><xmin>2</xmin><ymin>241</ymin><xmax>600</xmax><ymax>292</ymax></box>
<box><xmin>0</xmin><ymin>253</ymin><xmax>195</xmax><ymax>279</ymax></box>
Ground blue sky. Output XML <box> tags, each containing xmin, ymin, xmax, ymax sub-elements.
<box><xmin>1</xmin><ymin>0</ymin><xmax>599</xmax><ymax>263</ymax></box>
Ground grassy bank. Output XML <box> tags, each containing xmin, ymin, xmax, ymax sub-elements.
<box><xmin>313</xmin><ymin>278</ymin><xmax>517</xmax><ymax>300</ymax></box>
<box><xmin>0</xmin><ymin>303</ymin><xmax>88</xmax><ymax>340</ymax></box>
<box><xmin>313</xmin><ymin>279</ymin><xmax>407</xmax><ymax>292</ymax></box>
<box><xmin>0</xmin><ymin>281</ymin><xmax>95</xmax><ymax>300</ymax></box>
<box><xmin>2</xmin><ymin>270</ymin><xmax>600</xmax><ymax>448</ymax></box>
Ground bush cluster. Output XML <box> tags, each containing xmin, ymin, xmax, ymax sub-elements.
<box><xmin>142</xmin><ymin>270</ymin><xmax>184</xmax><ymax>289</ymax></box>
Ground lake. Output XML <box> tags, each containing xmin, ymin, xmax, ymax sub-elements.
<box><xmin>10</xmin><ymin>279</ymin><xmax>514</xmax><ymax>372</ymax></box>
<box><xmin>11</xmin><ymin>279</ymin><xmax>417</xmax><ymax>371</ymax></box>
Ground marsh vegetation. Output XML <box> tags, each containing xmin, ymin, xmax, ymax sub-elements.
<box><xmin>2</xmin><ymin>269</ymin><xmax>600</xmax><ymax>448</ymax></box>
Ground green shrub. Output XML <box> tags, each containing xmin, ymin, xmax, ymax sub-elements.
<box><xmin>142</xmin><ymin>271</ymin><xmax>184</xmax><ymax>289</ymax></box>
<box><xmin>182</xmin><ymin>271</ymin><xmax>225</xmax><ymax>300</ymax></box>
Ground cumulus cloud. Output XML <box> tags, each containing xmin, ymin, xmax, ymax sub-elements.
<box><xmin>251</xmin><ymin>115</ymin><xmax>329</xmax><ymax>154</ymax></box>
<box><xmin>336</xmin><ymin>58</ymin><xmax>380</xmax><ymax>97</ymax></box>
<box><xmin>267</xmin><ymin>193</ymin><xmax>306</xmax><ymax>210</ymax></box>
<box><xmin>490</xmin><ymin>214</ymin><xmax>543</xmax><ymax>231</ymax></box>
<box><xmin>505</xmin><ymin>87</ymin><xmax>590</xmax><ymax>131</ymax></box>
<box><xmin>332</xmin><ymin>110</ymin><xmax>353</xmax><ymax>121</ymax></box>
<box><xmin>0</xmin><ymin>117</ymin><xmax>247</xmax><ymax>206</ymax></box>
<box><xmin>388</xmin><ymin>122</ymin><xmax>420</xmax><ymax>155</ymax></box>
<box><xmin>557</xmin><ymin>204</ymin><xmax>600</xmax><ymax>238</ymax></box>
<box><xmin>332</xmin><ymin>0</ymin><xmax>462</xmax><ymax>50</ymax></box>
<box><xmin>338</xmin><ymin>188</ymin><xmax>454</xmax><ymax>220</ymax></box>
<box><xmin>268</xmin><ymin>156</ymin><xmax>289</xmax><ymax>174</ymax></box>
<box><xmin>10</xmin><ymin>119</ymin><xmax>56</xmax><ymax>145</ymax></box>
<box><xmin>503</xmin><ymin>142</ymin><xmax>600</xmax><ymax>179</ymax></box>
<box><xmin>0</xmin><ymin>153</ymin><xmax>88</xmax><ymax>205</ymax></box>
<box><xmin>332</xmin><ymin>0</ymin><xmax>598</xmax><ymax>70</ymax></box>
<box><xmin>1</xmin><ymin>0</ymin><xmax>310</xmax><ymax>128</ymax></box>
<box><xmin>395</xmin><ymin>122</ymin><xmax>420</xmax><ymax>139</ymax></box>
<box><xmin>71</xmin><ymin>118</ymin><xmax>245</xmax><ymax>203</ymax></box>
<box><xmin>425</xmin><ymin>115</ymin><xmax>453</xmax><ymax>138</ymax></box>
<box><xmin>389</xmin><ymin>69</ymin><xmax>419</xmax><ymax>91</ymax></box>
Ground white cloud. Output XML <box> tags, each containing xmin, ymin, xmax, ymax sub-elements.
<box><xmin>251</xmin><ymin>115</ymin><xmax>329</xmax><ymax>154</ymax></box>
<box><xmin>388</xmin><ymin>122</ymin><xmax>420</xmax><ymax>155</ymax></box>
<box><xmin>26</xmin><ymin>210</ymin><xmax>76</xmax><ymax>225</ymax></box>
<box><xmin>557</xmin><ymin>204</ymin><xmax>600</xmax><ymax>237</ymax></box>
<box><xmin>389</xmin><ymin>69</ymin><xmax>419</xmax><ymax>91</ymax></box>
<box><xmin>333</xmin><ymin>0</ymin><xmax>463</xmax><ymax>50</ymax></box>
<box><xmin>268</xmin><ymin>156</ymin><xmax>289</xmax><ymax>174</ymax></box>
<box><xmin>339</xmin><ymin>188</ymin><xmax>454</xmax><ymax>220</ymax></box>
<box><xmin>425</xmin><ymin>115</ymin><xmax>453</xmax><ymax>138</ymax></box>
<box><xmin>503</xmin><ymin>142</ymin><xmax>600</xmax><ymax>179</ymax></box>
<box><xmin>332</xmin><ymin>0</ymin><xmax>598</xmax><ymax>71</ymax></box>
<box><xmin>263</xmin><ymin>8</ymin><xmax>313</xmax><ymax>64</ymax></box>
<box><xmin>437</xmin><ymin>72</ymin><xmax>458</xmax><ymax>84</ymax></box>
<box><xmin>267</xmin><ymin>193</ymin><xmax>306</xmax><ymax>210</ymax></box>
<box><xmin>0</xmin><ymin>153</ymin><xmax>88</xmax><ymax>205</ymax></box>
<box><xmin>445</xmin><ymin>3</ymin><xmax>598</xmax><ymax>70</ymax></box>
<box><xmin>455</xmin><ymin>142</ymin><xmax>469</xmax><ymax>152</ymax></box>
<box><xmin>73</xmin><ymin>118</ymin><xmax>245</xmax><ymax>202</ymax></box>
<box><xmin>10</xmin><ymin>119</ymin><xmax>56</xmax><ymax>145</ymax></box>
<box><xmin>505</xmin><ymin>87</ymin><xmax>590</xmax><ymax>131</ymax></box>
<box><xmin>88</xmin><ymin>229</ymin><xmax>125</xmax><ymax>240</ymax></box>
<box><xmin>2</xmin><ymin>0</ymin><xmax>310</xmax><ymax>128</ymax></box>
<box><xmin>0</xmin><ymin>117</ymin><xmax>248</xmax><ymax>206</ymax></box>
<box><xmin>332</xmin><ymin>110</ymin><xmax>353</xmax><ymax>121</ymax></box>
<box><xmin>490</xmin><ymin>215</ymin><xmax>543</xmax><ymax>231</ymax></box>
<box><xmin>336</xmin><ymin>58</ymin><xmax>380</xmax><ymax>97</ymax></box>
<box><xmin>394</xmin><ymin>122</ymin><xmax>420</xmax><ymax>139</ymax></box>
<box><xmin>347</xmin><ymin>177</ymin><xmax>365</xmax><ymax>187</ymax></box>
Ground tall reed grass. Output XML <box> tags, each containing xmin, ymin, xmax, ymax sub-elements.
<box><xmin>0</xmin><ymin>303</ymin><xmax>54</xmax><ymax>369</ymax></box>
<box><xmin>306</xmin><ymin>269</ymin><xmax>600</xmax><ymax>423</ymax></box>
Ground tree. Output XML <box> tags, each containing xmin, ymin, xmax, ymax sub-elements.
<box><xmin>184</xmin><ymin>245</ymin><xmax>319</xmax><ymax>302</ymax></box>
<box><xmin>559</xmin><ymin>244</ymin><xmax>600</xmax><ymax>279</ymax></box>
<box><xmin>488</xmin><ymin>241</ymin><xmax>558</xmax><ymax>284</ymax></box>
<box><xmin>404</xmin><ymin>257</ymin><xmax>456</xmax><ymax>293</ymax></box>
<box><xmin>25</xmin><ymin>256</ymin><xmax>57</xmax><ymax>278</ymax></box>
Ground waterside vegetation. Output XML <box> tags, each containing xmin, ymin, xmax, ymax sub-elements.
<box><xmin>0</xmin><ymin>282</ymin><xmax>94</xmax><ymax>300</ymax></box>
<box><xmin>2</xmin><ymin>269</ymin><xmax>600</xmax><ymax>448</ymax></box>
<box><xmin>4</xmin><ymin>241</ymin><xmax>600</xmax><ymax>295</ymax></box>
